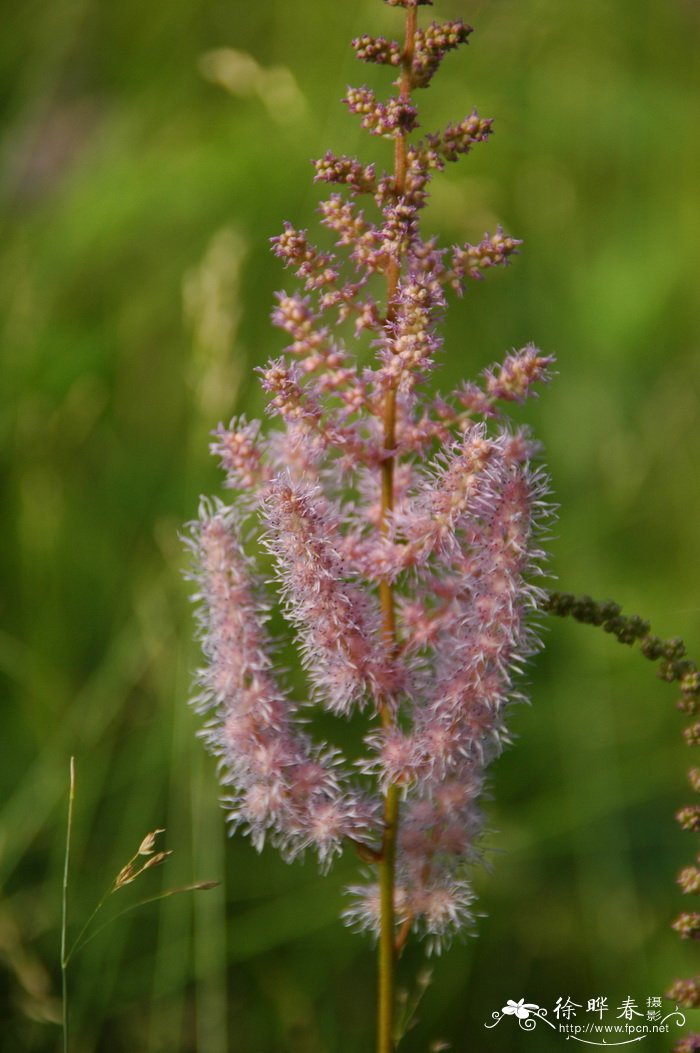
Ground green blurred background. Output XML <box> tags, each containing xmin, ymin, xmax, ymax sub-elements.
<box><xmin>2</xmin><ymin>0</ymin><xmax>700</xmax><ymax>1049</ymax></box>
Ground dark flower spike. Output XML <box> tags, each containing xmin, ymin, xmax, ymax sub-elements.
<box><xmin>545</xmin><ymin>589</ymin><xmax>700</xmax><ymax>1037</ymax></box>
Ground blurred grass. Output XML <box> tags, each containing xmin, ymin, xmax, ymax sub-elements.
<box><xmin>1</xmin><ymin>0</ymin><xmax>700</xmax><ymax>1049</ymax></box>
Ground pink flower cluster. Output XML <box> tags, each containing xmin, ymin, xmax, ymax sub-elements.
<box><xmin>184</xmin><ymin>499</ymin><xmax>378</xmax><ymax>869</ymax></box>
<box><xmin>186</xmin><ymin>0</ymin><xmax>554</xmax><ymax>952</ymax></box>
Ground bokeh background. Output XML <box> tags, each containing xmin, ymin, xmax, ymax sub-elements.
<box><xmin>2</xmin><ymin>0</ymin><xmax>700</xmax><ymax>1050</ymax></box>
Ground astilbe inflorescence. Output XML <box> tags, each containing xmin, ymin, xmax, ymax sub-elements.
<box><xmin>185</xmin><ymin>0</ymin><xmax>554</xmax><ymax>957</ymax></box>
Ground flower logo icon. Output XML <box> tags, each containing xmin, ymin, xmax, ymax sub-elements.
<box><xmin>485</xmin><ymin>998</ymin><xmax>552</xmax><ymax>1031</ymax></box>
<box><xmin>502</xmin><ymin>998</ymin><xmax>540</xmax><ymax>1020</ymax></box>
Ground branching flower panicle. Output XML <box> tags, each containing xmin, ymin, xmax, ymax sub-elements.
<box><xmin>185</xmin><ymin>0</ymin><xmax>554</xmax><ymax>1045</ymax></box>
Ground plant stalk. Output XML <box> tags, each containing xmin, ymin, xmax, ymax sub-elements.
<box><xmin>61</xmin><ymin>757</ymin><xmax>76</xmax><ymax>1053</ymax></box>
<box><xmin>377</xmin><ymin>783</ymin><xmax>400</xmax><ymax>1053</ymax></box>
<box><xmin>377</xmin><ymin>6</ymin><xmax>417</xmax><ymax>1052</ymax></box>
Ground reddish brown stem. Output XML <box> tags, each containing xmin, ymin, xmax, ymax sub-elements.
<box><xmin>377</xmin><ymin>9</ymin><xmax>418</xmax><ymax>1053</ymax></box>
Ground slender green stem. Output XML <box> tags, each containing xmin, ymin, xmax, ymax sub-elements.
<box><xmin>65</xmin><ymin>891</ymin><xmax>113</xmax><ymax>965</ymax></box>
<box><xmin>70</xmin><ymin>882</ymin><xmax>219</xmax><ymax>958</ymax></box>
<box><xmin>61</xmin><ymin>757</ymin><xmax>76</xmax><ymax>1053</ymax></box>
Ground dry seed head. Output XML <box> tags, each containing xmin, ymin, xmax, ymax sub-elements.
<box><xmin>143</xmin><ymin>850</ymin><xmax>173</xmax><ymax>870</ymax></box>
<box><xmin>138</xmin><ymin>829</ymin><xmax>166</xmax><ymax>856</ymax></box>
<box><xmin>114</xmin><ymin>864</ymin><xmax>137</xmax><ymax>890</ymax></box>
